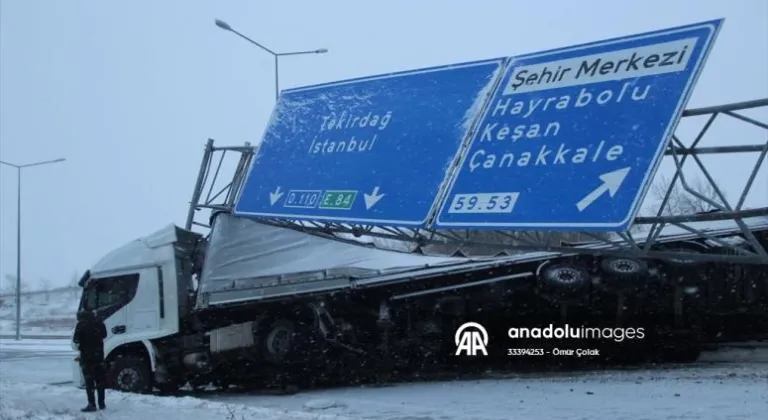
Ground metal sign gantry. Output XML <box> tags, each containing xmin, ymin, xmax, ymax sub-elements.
<box><xmin>185</xmin><ymin>97</ymin><xmax>768</xmax><ymax>265</ymax></box>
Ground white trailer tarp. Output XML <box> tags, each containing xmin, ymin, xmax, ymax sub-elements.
<box><xmin>196</xmin><ymin>214</ymin><xmax>492</xmax><ymax>307</ymax></box>
<box><xmin>195</xmin><ymin>212</ymin><xmax>768</xmax><ymax>308</ymax></box>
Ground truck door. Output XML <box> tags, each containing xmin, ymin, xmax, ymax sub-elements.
<box><xmin>125</xmin><ymin>267</ymin><xmax>163</xmax><ymax>335</ymax></box>
<box><xmin>80</xmin><ymin>273</ymin><xmax>139</xmax><ymax>340</ymax></box>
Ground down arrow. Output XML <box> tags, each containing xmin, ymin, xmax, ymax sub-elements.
<box><xmin>363</xmin><ymin>186</ymin><xmax>385</xmax><ymax>210</ymax></box>
<box><xmin>269</xmin><ymin>186</ymin><xmax>284</xmax><ymax>206</ymax></box>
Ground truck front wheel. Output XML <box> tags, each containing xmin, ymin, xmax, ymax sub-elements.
<box><xmin>262</xmin><ymin>319</ymin><xmax>297</xmax><ymax>364</ymax></box>
<box><xmin>107</xmin><ymin>355</ymin><xmax>151</xmax><ymax>393</ymax></box>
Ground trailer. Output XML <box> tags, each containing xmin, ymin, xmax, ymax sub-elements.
<box><xmin>69</xmin><ymin>202</ymin><xmax>768</xmax><ymax>393</ymax></box>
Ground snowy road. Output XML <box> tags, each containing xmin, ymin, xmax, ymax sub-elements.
<box><xmin>1</xmin><ymin>338</ymin><xmax>766</xmax><ymax>419</ymax></box>
<box><xmin>200</xmin><ymin>364</ymin><xmax>768</xmax><ymax>420</ymax></box>
<box><xmin>0</xmin><ymin>338</ymin><xmax>75</xmax><ymax>362</ymax></box>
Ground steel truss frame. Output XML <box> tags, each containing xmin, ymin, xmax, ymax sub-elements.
<box><xmin>185</xmin><ymin>98</ymin><xmax>768</xmax><ymax>265</ymax></box>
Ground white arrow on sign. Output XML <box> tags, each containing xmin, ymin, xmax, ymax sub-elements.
<box><xmin>363</xmin><ymin>186</ymin><xmax>385</xmax><ymax>210</ymax></box>
<box><xmin>269</xmin><ymin>186</ymin><xmax>284</xmax><ymax>206</ymax></box>
<box><xmin>576</xmin><ymin>167</ymin><xmax>631</xmax><ymax>212</ymax></box>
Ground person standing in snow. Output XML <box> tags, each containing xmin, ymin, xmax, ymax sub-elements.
<box><xmin>73</xmin><ymin>310</ymin><xmax>107</xmax><ymax>412</ymax></box>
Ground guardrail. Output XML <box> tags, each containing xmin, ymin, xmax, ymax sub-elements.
<box><xmin>0</xmin><ymin>334</ymin><xmax>71</xmax><ymax>340</ymax></box>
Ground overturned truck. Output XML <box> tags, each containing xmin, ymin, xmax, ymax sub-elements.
<box><xmin>71</xmin><ymin>210</ymin><xmax>768</xmax><ymax>393</ymax></box>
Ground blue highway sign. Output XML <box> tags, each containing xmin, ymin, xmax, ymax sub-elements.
<box><xmin>434</xmin><ymin>19</ymin><xmax>723</xmax><ymax>231</ymax></box>
<box><xmin>233</xmin><ymin>59</ymin><xmax>504</xmax><ymax>226</ymax></box>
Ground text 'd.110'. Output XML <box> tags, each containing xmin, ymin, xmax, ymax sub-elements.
<box><xmin>447</xmin><ymin>193</ymin><xmax>520</xmax><ymax>214</ymax></box>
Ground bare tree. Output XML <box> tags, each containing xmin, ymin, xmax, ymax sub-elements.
<box><xmin>2</xmin><ymin>274</ymin><xmax>18</xmax><ymax>296</ymax></box>
<box><xmin>649</xmin><ymin>174</ymin><xmax>723</xmax><ymax>216</ymax></box>
<box><xmin>70</xmin><ymin>270</ymin><xmax>82</xmax><ymax>298</ymax></box>
<box><xmin>40</xmin><ymin>278</ymin><xmax>51</xmax><ymax>302</ymax></box>
<box><xmin>70</xmin><ymin>270</ymin><xmax>81</xmax><ymax>287</ymax></box>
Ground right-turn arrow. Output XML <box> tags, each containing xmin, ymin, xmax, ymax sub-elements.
<box><xmin>576</xmin><ymin>167</ymin><xmax>631</xmax><ymax>212</ymax></box>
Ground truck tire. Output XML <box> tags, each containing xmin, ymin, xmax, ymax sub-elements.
<box><xmin>107</xmin><ymin>355</ymin><xmax>151</xmax><ymax>393</ymax></box>
<box><xmin>537</xmin><ymin>261</ymin><xmax>591</xmax><ymax>301</ymax></box>
<box><xmin>599</xmin><ymin>257</ymin><xmax>650</xmax><ymax>291</ymax></box>
<box><xmin>660</xmin><ymin>246</ymin><xmax>709</xmax><ymax>287</ymax></box>
<box><xmin>601</xmin><ymin>257</ymin><xmax>648</xmax><ymax>277</ymax></box>
<box><xmin>664</xmin><ymin>249</ymin><xmax>703</xmax><ymax>268</ymax></box>
<box><xmin>262</xmin><ymin>319</ymin><xmax>297</xmax><ymax>364</ymax></box>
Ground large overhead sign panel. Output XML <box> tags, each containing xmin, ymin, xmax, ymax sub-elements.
<box><xmin>434</xmin><ymin>19</ymin><xmax>722</xmax><ymax>231</ymax></box>
<box><xmin>233</xmin><ymin>59</ymin><xmax>504</xmax><ymax>226</ymax></box>
<box><xmin>234</xmin><ymin>20</ymin><xmax>723</xmax><ymax>232</ymax></box>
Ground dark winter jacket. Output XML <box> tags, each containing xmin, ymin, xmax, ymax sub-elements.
<box><xmin>73</xmin><ymin>311</ymin><xmax>107</xmax><ymax>365</ymax></box>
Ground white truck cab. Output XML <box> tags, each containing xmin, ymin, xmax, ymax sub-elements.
<box><xmin>71</xmin><ymin>224</ymin><xmax>201</xmax><ymax>391</ymax></box>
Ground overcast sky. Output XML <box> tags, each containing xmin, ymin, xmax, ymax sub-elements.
<box><xmin>1</xmin><ymin>0</ymin><xmax>766</xmax><ymax>291</ymax></box>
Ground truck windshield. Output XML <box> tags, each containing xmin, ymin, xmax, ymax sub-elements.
<box><xmin>79</xmin><ymin>274</ymin><xmax>140</xmax><ymax>314</ymax></box>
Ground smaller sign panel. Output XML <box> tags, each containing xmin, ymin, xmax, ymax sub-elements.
<box><xmin>233</xmin><ymin>59</ymin><xmax>504</xmax><ymax>226</ymax></box>
<box><xmin>434</xmin><ymin>19</ymin><xmax>723</xmax><ymax>231</ymax></box>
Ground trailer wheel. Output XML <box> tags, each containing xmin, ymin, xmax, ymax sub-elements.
<box><xmin>601</xmin><ymin>257</ymin><xmax>648</xmax><ymax>277</ymax></box>
<box><xmin>655</xmin><ymin>241</ymin><xmax>707</xmax><ymax>268</ymax></box>
<box><xmin>262</xmin><ymin>319</ymin><xmax>297</xmax><ymax>364</ymax></box>
<box><xmin>107</xmin><ymin>355</ymin><xmax>151</xmax><ymax>393</ymax></box>
<box><xmin>537</xmin><ymin>261</ymin><xmax>591</xmax><ymax>299</ymax></box>
<box><xmin>664</xmin><ymin>250</ymin><xmax>703</xmax><ymax>267</ymax></box>
<box><xmin>599</xmin><ymin>257</ymin><xmax>650</xmax><ymax>291</ymax></box>
<box><xmin>655</xmin><ymin>242</ymin><xmax>709</xmax><ymax>286</ymax></box>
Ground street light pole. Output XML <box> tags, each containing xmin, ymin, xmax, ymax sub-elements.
<box><xmin>274</xmin><ymin>54</ymin><xmax>279</xmax><ymax>101</ymax></box>
<box><xmin>15</xmin><ymin>169</ymin><xmax>20</xmax><ymax>339</ymax></box>
<box><xmin>214</xmin><ymin>19</ymin><xmax>328</xmax><ymax>100</ymax></box>
<box><xmin>0</xmin><ymin>158</ymin><xmax>65</xmax><ymax>340</ymax></box>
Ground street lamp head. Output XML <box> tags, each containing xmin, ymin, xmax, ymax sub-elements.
<box><xmin>27</xmin><ymin>158</ymin><xmax>66</xmax><ymax>167</ymax></box>
<box><xmin>315</xmin><ymin>48</ymin><xmax>329</xmax><ymax>54</ymax></box>
<box><xmin>215</xmin><ymin>19</ymin><xmax>232</xmax><ymax>31</ymax></box>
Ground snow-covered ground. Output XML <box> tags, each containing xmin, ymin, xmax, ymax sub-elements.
<box><xmin>0</xmin><ymin>288</ymin><xmax>80</xmax><ymax>336</ymax></box>
<box><xmin>1</xmin><ymin>338</ymin><xmax>766</xmax><ymax>419</ymax></box>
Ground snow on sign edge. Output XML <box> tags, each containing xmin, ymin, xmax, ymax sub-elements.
<box><xmin>427</xmin><ymin>60</ymin><xmax>507</xmax><ymax>224</ymax></box>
